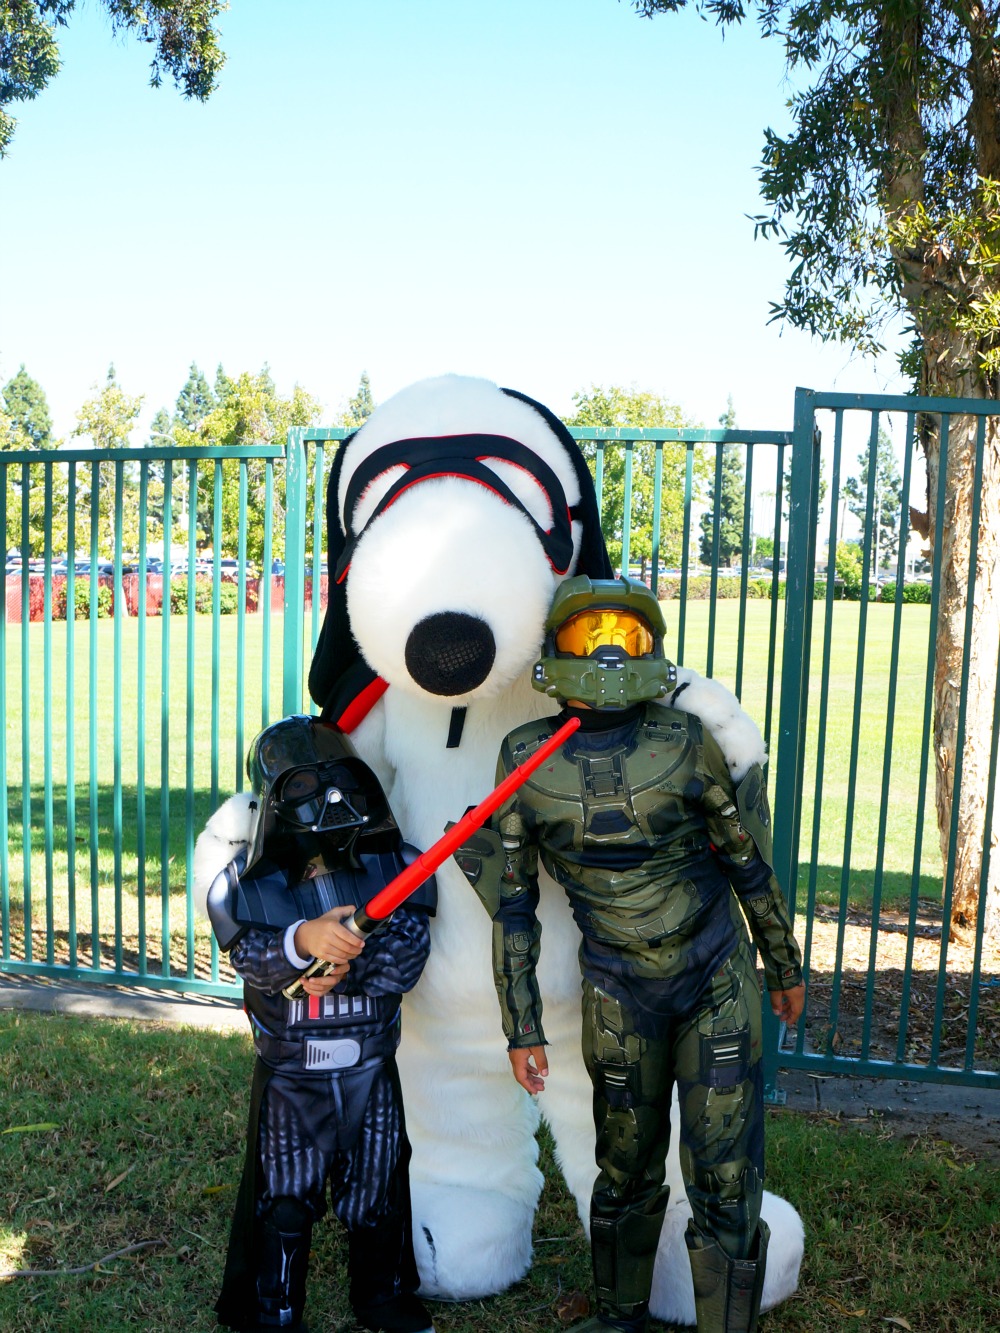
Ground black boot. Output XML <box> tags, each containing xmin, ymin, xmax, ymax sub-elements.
<box><xmin>247</xmin><ymin>1197</ymin><xmax>313</xmax><ymax>1331</ymax></box>
<box><xmin>685</xmin><ymin>1219</ymin><xmax>769</xmax><ymax>1333</ymax></box>
<box><xmin>348</xmin><ymin>1209</ymin><xmax>432</xmax><ymax>1332</ymax></box>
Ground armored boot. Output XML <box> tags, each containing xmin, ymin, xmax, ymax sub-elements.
<box><xmin>246</xmin><ymin>1197</ymin><xmax>313</xmax><ymax>1331</ymax></box>
<box><xmin>574</xmin><ymin>1196</ymin><xmax>669</xmax><ymax>1333</ymax></box>
<box><xmin>348</xmin><ymin>1209</ymin><xmax>433</xmax><ymax>1333</ymax></box>
<box><xmin>685</xmin><ymin>1219</ymin><xmax>769</xmax><ymax>1333</ymax></box>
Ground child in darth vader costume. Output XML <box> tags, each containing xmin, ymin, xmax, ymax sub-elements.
<box><xmin>206</xmin><ymin>714</ymin><xmax>437</xmax><ymax>1333</ymax></box>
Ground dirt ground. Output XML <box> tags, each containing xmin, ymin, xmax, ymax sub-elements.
<box><xmin>787</xmin><ymin>898</ymin><xmax>1000</xmax><ymax>1164</ymax></box>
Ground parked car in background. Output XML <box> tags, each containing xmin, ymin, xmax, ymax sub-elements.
<box><xmin>122</xmin><ymin>557</ymin><xmax>164</xmax><ymax>574</ymax></box>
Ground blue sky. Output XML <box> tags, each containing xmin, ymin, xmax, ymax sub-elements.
<box><xmin>0</xmin><ymin>0</ymin><xmax>907</xmax><ymax>448</ymax></box>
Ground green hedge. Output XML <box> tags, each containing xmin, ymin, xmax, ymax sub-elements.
<box><xmin>656</xmin><ymin>575</ymin><xmax>932</xmax><ymax>603</ymax></box>
<box><xmin>168</xmin><ymin>577</ymin><xmax>240</xmax><ymax>615</ymax></box>
<box><xmin>877</xmin><ymin>580</ymin><xmax>933</xmax><ymax>604</ymax></box>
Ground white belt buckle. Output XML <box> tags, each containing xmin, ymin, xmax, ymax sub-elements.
<box><xmin>303</xmin><ymin>1037</ymin><xmax>362</xmax><ymax>1070</ymax></box>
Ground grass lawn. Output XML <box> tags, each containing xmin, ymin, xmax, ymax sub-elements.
<box><xmin>0</xmin><ymin>596</ymin><xmax>963</xmax><ymax>993</ymax></box>
<box><xmin>0</xmin><ymin>1011</ymin><xmax>998</xmax><ymax>1333</ymax></box>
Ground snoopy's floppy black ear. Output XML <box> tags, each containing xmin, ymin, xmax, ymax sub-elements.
<box><xmin>500</xmin><ymin>388</ymin><xmax>613</xmax><ymax>580</ymax></box>
<box><xmin>308</xmin><ymin>430</ymin><xmax>380</xmax><ymax>721</ymax></box>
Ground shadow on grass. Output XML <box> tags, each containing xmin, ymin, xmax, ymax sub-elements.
<box><xmin>796</xmin><ymin>863</ymin><xmax>944</xmax><ymax>916</ymax></box>
<box><xmin>4</xmin><ymin>783</ymin><xmax>232</xmax><ymax>896</ymax></box>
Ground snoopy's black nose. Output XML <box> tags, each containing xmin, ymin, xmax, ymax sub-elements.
<box><xmin>404</xmin><ymin>613</ymin><xmax>497</xmax><ymax>696</ymax></box>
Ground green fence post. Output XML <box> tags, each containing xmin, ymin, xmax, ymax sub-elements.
<box><xmin>283</xmin><ymin>428</ymin><xmax>308</xmax><ymax>716</ymax></box>
<box><xmin>764</xmin><ymin>387</ymin><xmax>817</xmax><ymax>1100</ymax></box>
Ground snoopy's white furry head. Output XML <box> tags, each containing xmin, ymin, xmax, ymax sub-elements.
<box><xmin>309</xmin><ymin>376</ymin><xmax>612</xmax><ymax>726</ymax></box>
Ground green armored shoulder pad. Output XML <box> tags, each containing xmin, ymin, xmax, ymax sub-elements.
<box><xmin>453</xmin><ymin>827</ymin><xmax>506</xmax><ymax>918</ymax></box>
<box><xmin>735</xmin><ymin>763</ymin><xmax>774</xmax><ymax>873</ymax></box>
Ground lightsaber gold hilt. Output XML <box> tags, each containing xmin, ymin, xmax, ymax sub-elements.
<box><xmin>281</xmin><ymin>905</ymin><xmax>378</xmax><ymax>999</ymax></box>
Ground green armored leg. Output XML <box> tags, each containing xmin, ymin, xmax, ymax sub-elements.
<box><xmin>576</xmin><ymin>983</ymin><xmax>674</xmax><ymax>1333</ymax></box>
<box><xmin>686</xmin><ymin>1219</ymin><xmax>769</xmax><ymax>1333</ymax></box>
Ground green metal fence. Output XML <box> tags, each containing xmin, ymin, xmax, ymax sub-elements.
<box><xmin>2</xmin><ymin>402</ymin><xmax>997</xmax><ymax>1095</ymax></box>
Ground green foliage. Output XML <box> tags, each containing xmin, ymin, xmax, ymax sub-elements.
<box><xmin>842</xmin><ymin>427</ymin><xmax>904</xmax><ymax>573</ymax></box>
<box><xmin>214</xmin><ymin>362</ymin><xmax>233</xmax><ymax>402</ymax></box>
<box><xmin>166</xmin><ymin>575</ymin><xmax>240</xmax><ymax>615</ymax></box>
<box><xmin>657</xmin><ymin>574</ymin><xmax>782</xmax><ymax>599</ymax></box>
<box><xmin>71</xmin><ymin>366</ymin><xmax>145</xmax><ymax>558</ymax></box>
<box><xmin>878</xmin><ymin>579</ymin><xmax>933</xmax><ymax>605</ymax></box>
<box><xmin>699</xmin><ymin>394</ymin><xmax>747</xmax><ymax>565</ymax></box>
<box><xmin>63</xmin><ymin>581</ymin><xmax>113</xmax><ymax>619</ymax></box>
<box><xmin>2</xmin><ymin>365</ymin><xmax>51</xmax><ymax>447</ymax></box>
<box><xmin>336</xmin><ymin>371</ymin><xmax>376</xmax><ymax>430</ymax></box>
<box><xmin>73</xmin><ymin>365</ymin><xmax>144</xmax><ymax>450</ymax></box>
<box><xmin>1</xmin><ymin>365</ymin><xmax>60</xmax><ymax>554</ymax></box>
<box><xmin>174</xmin><ymin>361</ymin><xmax>215</xmax><ymax>431</ymax></box>
<box><xmin>699</xmin><ymin>446</ymin><xmax>746</xmax><ymax>565</ymax></box>
<box><xmin>147</xmin><ymin>405</ymin><xmax>173</xmax><ymax>447</ymax></box>
<box><xmin>629</xmin><ymin>1</ymin><xmax>1000</xmax><ymax>393</ymax></box>
<box><xmin>42</xmin><ymin>579</ymin><xmax>115</xmax><ymax>620</ymax></box>
<box><xmin>565</xmin><ymin>384</ymin><xmax>709</xmax><ymax>573</ymax></box>
<box><xmin>189</xmin><ymin>368</ymin><xmax>322</xmax><ymax>568</ymax></box>
<box><xmin>168</xmin><ymin>575</ymin><xmax>238</xmax><ymax>614</ymax></box>
<box><xmin>835</xmin><ymin>540</ymin><xmax>864</xmax><ymax>595</ymax></box>
<box><xmin>0</xmin><ymin>0</ymin><xmax>227</xmax><ymax>156</ymax></box>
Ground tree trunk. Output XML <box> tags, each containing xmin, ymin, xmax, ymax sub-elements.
<box><xmin>879</xmin><ymin>1</ymin><xmax>1000</xmax><ymax>943</ymax></box>
<box><xmin>920</xmin><ymin>353</ymin><xmax>1000</xmax><ymax>945</ymax></box>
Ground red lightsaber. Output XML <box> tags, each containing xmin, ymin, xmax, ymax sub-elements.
<box><xmin>283</xmin><ymin>714</ymin><xmax>580</xmax><ymax>997</ymax></box>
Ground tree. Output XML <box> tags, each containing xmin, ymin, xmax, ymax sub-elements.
<box><xmin>2</xmin><ymin>364</ymin><xmax>60</xmax><ymax>554</ymax></box>
<box><xmin>565</xmin><ymin>385</ymin><xmax>709</xmax><ymax>578</ymax></box>
<box><xmin>214</xmin><ymin>363</ymin><xmax>233</xmax><ymax>404</ymax></box>
<box><xmin>0</xmin><ymin>1</ymin><xmax>226</xmax><ymax>157</ymax></box>
<box><xmin>835</xmin><ymin>540</ymin><xmax>864</xmax><ymax>597</ymax></box>
<box><xmin>148</xmin><ymin>406</ymin><xmax>173</xmax><ymax>448</ymax></box>
<box><xmin>842</xmin><ymin>428</ymin><xmax>904</xmax><ymax>580</ymax></box>
<box><xmin>3</xmin><ymin>365</ymin><xmax>52</xmax><ymax>446</ymax></box>
<box><xmin>192</xmin><ymin>369</ymin><xmax>322</xmax><ymax>566</ymax></box>
<box><xmin>72</xmin><ymin>365</ymin><xmax>144</xmax><ymax>555</ymax></box>
<box><xmin>175</xmin><ymin>362</ymin><xmax>215</xmax><ymax>432</ymax></box>
<box><xmin>699</xmin><ymin>397</ymin><xmax>746</xmax><ymax>566</ymax></box>
<box><xmin>336</xmin><ymin>371</ymin><xmax>376</xmax><ymax>430</ymax></box>
<box><xmin>629</xmin><ymin>0</ymin><xmax>1000</xmax><ymax>942</ymax></box>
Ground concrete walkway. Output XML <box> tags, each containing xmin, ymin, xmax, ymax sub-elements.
<box><xmin>0</xmin><ymin>976</ymin><xmax>245</xmax><ymax>1030</ymax></box>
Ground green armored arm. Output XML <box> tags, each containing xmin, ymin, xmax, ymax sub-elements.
<box><xmin>454</xmin><ymin>787</ymin><xmax>547</xmax><ymax>1050</ymax></box>
<box><xmin>700</xmin><ymin>733</ymin><xmax>803</xmax><ymax>993</ymax></box>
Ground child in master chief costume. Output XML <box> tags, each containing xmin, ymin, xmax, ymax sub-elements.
<box><xmin>206</xmin><ymin>714</ymin><xmax>437</xmax><ymax>1333</ymax></box>
<box><xmin>455</xmin><ymin>577</ymin><xmax>804</xmax><ymax>1333</ymax></box>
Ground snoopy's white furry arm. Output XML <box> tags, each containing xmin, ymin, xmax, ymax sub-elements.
<box><xmin>671</xmin><ymin>667</ymin><xmax>767</xmax><ymax>783</ymax></box>
<box><xmin>192</xmin><ymin>792</ymin><xmax>256</xmax><ymax>919</ymax></box>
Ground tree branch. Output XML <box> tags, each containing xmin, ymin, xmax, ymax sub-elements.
<box><xmin>0</xmin><ymin>1238</ymin><xmax>167</xmax><ymax>1280</ymax></box>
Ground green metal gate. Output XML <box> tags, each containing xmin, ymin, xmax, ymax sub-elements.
<box><xmin>770</xmin><ymin>389</ymin><xmax>1000</xmax><ymax>1092</ymax></box>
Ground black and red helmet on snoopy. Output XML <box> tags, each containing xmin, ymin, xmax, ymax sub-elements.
<box><xmin>244</xmin><ymin>714</ymin><xmax>399</xmax><ymax>879</ymax></box>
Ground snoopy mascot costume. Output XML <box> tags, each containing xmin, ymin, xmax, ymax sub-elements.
<box><xmin>195</xmin><ymin>374</ymin><xmax>803</xmax><ymax>1326</ymax></box>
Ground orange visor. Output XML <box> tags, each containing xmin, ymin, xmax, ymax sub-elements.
<box><xmin>554</xmin><ymin>608</ymin><xmax>655</xmax><ymax>658</ymax></box>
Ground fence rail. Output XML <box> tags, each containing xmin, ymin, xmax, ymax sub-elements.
<box><xmin>1</xmin><ymin>401</ymin><xmax>997</xmax><ymax>1095</ymax></box>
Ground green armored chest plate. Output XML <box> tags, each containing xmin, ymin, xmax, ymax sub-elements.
<box><xmin>506</xmin><ymin>710</ymin><xmax>701</xmax><ymax>855</ymax></box>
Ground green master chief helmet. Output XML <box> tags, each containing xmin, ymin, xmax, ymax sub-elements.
<box><xmin>532</xmin><ymin>575</ymin><xmax>676</xmax><ymax>709</ymax></box>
